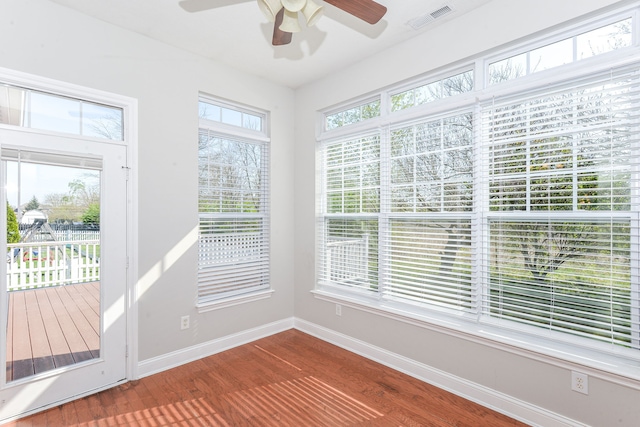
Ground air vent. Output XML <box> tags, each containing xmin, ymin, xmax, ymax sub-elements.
<box><xmin>430</xmin><ymin>5</ymin><xmax>452</xmax><ymax>19</ymax></box>
<box><xmin>408</xmin><ymin>4</ymin><xmax>454</xmax><ymax>30</ymax></box>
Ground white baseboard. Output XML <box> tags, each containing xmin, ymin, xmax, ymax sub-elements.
<box><xmin>137</xmin><ymin>317</ymin><xmax>294</xmax><ymax>378</ymax></box>
<box><xmin>294</xmin><ymin>318</ymin><xmax>585</xmax><ymax>427</ymax></box>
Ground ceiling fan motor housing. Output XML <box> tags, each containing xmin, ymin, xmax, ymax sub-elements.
<box><xmin>281</xmin><ymin>0</ymin><xmax>306</xmax><ymax>13</ymax></box>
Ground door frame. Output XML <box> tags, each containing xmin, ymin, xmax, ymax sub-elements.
<box><xmin>0</xmin><ymin>66</ymin><xmax>138</xmax><ymax>420</ymax></box>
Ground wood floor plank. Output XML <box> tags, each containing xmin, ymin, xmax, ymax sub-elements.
<box><xmin>24</xmin><ymin>289</ymin><xmax>55</xmax><ymax>375</ymax></box>
<box><xmin>34</xmin><ymin>288</ymin><xmax>75</xmax><ymax>369</ymax></box>
<box><xmin>68</xmin><ymin>281</ymin><xmax>100</xmax><ymax>324</ymax></box>
<box><xmin>6</xmin><ymin>330</ymin><xmax>529</xmax><ymax>427</ymax></box>
<box><xmin>6</xmin><ymin>290</ymin><xmax>14</xmax><ymax>382</ymax></box>
<box><xmin>44</xmin><ymin>287</ymin><xmax>93</xmax><ymax>363</ymax></box>
<box><xmin>60</xmin><ymin>284</ymin><xmax>100</xmax><ymax>337</ymax></box>
<box><xmin>53</xmin><ymin>286</ymin><xmax>99</xmax><ymax>360</ymax></box>
<box><xmin>9</xmin><ymin>291</ymin><xmax>35</xmax><ymax>380</ymax></box>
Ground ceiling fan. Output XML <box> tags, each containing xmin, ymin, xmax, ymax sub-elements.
<box><xmin>179</xmin><ymin>0</ymin><xmax>388</xmax><ymax>46</ymax></box>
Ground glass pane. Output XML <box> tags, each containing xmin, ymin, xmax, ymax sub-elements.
<box><xmin>387</xmin><ymin>219</ymin><xmax>473</xmax><ymax>310</ymax></box>
<box><xmin>391</xmin><ymin>90</ymin><xmax>415</xmax><ymax>112</ymax></box>
<box><xmin>82</xmin><ymin>102</ymin><xmax>123</xmax><ymax>140</ymax></box>
<box><xmin>577</xmin><ymin>19</ymin><xmax>632</xmax><ymax>59</ymax></box>
<box><xmin>28</xmin><ymin>92</ymin><xmax>81</xmax><ymax>134</ymax></box>
<box><xmin>0</xmin><ymin>85</ymin><xmax>26</xmax><ymax>126</ymax></box>
<box><xmin>323</xmin><ymin>136</ymin><xmax>380</xmax><ymax>214</ymax></box>
<box><xmin>530</xmin><ymin>38</ymin><xmax>573</xmax><ymax>73</ymax></box>
<box><xmin>199</xmin><ymin>136</ymin><xmax>263</xmax><ymax>214</ymax></box>
<box><xmin>6</xmin><ymin>158</ymin><xmax>101</xmax><ymax>382</ymax></box>
<box><xmin>488</xmin><ymin>219</ymin><xmax>632</xmax><ymax>346</ymax></box>
<box><xmin>323</xmin><ymin>218</ymin><xmax>378</xmax><ymax>290</ymax></box>
<box><xmin>199</xmin><ymin>101</ymin><xmax>221</xmax><ymax>121</ymax></box>
<box><xmin>325</xmin><ymin>113</ymin><xmax>342</xmax><ymax>130</ymax></box>
<box><xmin>489</xmin><ymin>54</ymin><xmax>527</xmax><ymax>85</ymax></box>
<box><xmin>221</xmin><ymin>107</ymin><xmax>242</xmax><ymax>127</ymax></box>
<box><xmin>242</xmin><ymin>113</ymin><xmax>262</xmax><ymax>131</ymax></box>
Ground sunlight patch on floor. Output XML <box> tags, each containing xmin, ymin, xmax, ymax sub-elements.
<box><xmin>226</xmin><ymin>376</ymin><xmax>384</xmax><ymax>425</ymax></box>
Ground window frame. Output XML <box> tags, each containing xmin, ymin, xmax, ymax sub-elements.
<box><xmin>315</xmin><ymin>5</ymin><xmax>640</xmax><ymax>387</ymax></box>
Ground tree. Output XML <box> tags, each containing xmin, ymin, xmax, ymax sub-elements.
<box><xmin>81</xmin><ymin>203</ymin><xmax>100</xmax><ymax>224</ymax></box>
<box><xmin>6</xmin><ymin>203</ymin><xmax>20</xmax><ymax>244</ymax></box>
<box><xmin>86</xmin><ymin>111</ymin><xmax>123</xmax><ymax>141</ymax></box>
<box><xmin>68</xmin><ymin>179</ymin><xmax>100</xmax><ymax>207</ymax></box>
<box><xmin>198</xmin><ymin>135</ymin><xmax>263</xmax><ymax>214</ymax></box>
<box><xmin>44</xmin><ymin>192</ymin><xmax>77</xmax><ymax>223</ymax></box>
<box><xmin>44</xmin><ymin>175</ymin><xmax>100</xmax><ymax>223</ymax></box>
<box><xmin>24</xmin><ymin>195</ymin><xmax>40</xmax><ymax>211</ymax></box>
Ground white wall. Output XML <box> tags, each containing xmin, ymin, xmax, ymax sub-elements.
<box><xmin>1</xmin><ymin>0</ymin><xmax>295</xmax><ymax>361</ymax></box>
<box><xmin>293</xmin><ymin>0</ymin><xmax>640</xmax><ymax>426</ymax></box>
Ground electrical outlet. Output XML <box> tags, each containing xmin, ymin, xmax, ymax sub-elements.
<box><xmin>335</xmin><ymin>304</ymin><xmax>342</xmax><ymax>316</ymax></box>
<box><xmin>571</xmin><ymin>371</ymin><xmax>588</xmax><ymax>395</ymax></box>
<box><xmin>181</xmin><ymin>315</ymin><xmax>190</xmax><ymax>330</ymax></box>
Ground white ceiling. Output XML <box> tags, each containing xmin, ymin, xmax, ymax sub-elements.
<box><xmin>49</xmin><ymin>0</ymin><xmax>492</xmax><ymax>88</ymax></box>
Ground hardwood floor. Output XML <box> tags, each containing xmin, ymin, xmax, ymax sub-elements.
<box><xmin>5</xmin><ymin>329</ymin><xmax>529</xmax><ymax>426</ymax></box>
<box><xmin>6</xmin><ymin>282</ymin><xmax>100</xmax><ymax>382</ymax></box>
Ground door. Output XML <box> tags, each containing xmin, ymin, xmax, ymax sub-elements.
<box><xmin>0</xmin><ymin>129</ymin><xmax>128</xmax><ymax>421</ymax></box>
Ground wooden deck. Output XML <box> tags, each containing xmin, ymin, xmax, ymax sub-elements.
<box><xmin>6</xmin><ymin>282</ymin><xmax>100</xmax><ymax>382</ymax></box>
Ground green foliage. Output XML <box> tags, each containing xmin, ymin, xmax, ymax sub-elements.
<box><xmin>24</xmin><ymin>195</ymin><xmax>40</xmax><ymax>211</ymax></box>
<box><xmin>6</xmin><ymin>203</ymin><xmax>20</xmax><ymax>244</ymax></box>
<box><xmin>81</xmin><ymin>203</ymin><xmax>100</xmax><ymax>224</ymax></box>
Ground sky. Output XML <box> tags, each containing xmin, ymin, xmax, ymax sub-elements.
<box><xmin>5</xmin><ymin>161</ymin><xmax>99</xmax><ymax>209</ymax></box>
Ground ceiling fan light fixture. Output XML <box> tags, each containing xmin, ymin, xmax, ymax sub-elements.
<box><xmin>302</xmin><ymin>0</ymin><xmax>323</xmax><ymax>27</ymax></box>
<box><xmin>257</xmin><ymin>0</ymin><xmax>283</xmax><ymax>22</ymax></box>
<box><xmin>279</xmin><ymin>9</ymin><xmax>302</xmax><ymax>32</ymax></box>
<box><xmin>281</xmin><ymin>0</ymin><xmax>306</xmax><ymax>13</ymax></box>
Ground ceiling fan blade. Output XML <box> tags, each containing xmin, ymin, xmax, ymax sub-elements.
<box><xmin>323</xmin><ymin>0</ymin><xmax>387</xmax><ymax>25</ymax></box>
<box><xmin>179</xmin><ymin>0</ymin><xmax>251</xmax><ymax>13</ymax></box>
<box><xmin>272</xmin><ymin>8</ymin><xmax>293</xmax><ymax>46</ymax></box>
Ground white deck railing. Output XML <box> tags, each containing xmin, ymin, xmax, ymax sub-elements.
<box><xmin>326</xmin><ymin>235</ymin><xmax>369</xmax><ymax>284</ymax></box>
<box><xmin>6</xmin><ymin>240</ymin><xmax>100</xmax><ymax>291</ymax></box>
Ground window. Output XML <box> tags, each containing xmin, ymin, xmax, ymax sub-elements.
<box><xmin>325</xmin><ymin>98</ymin><xmax>381</xmax><ymax>131</ymax></box>
<box><xmin>199</xmin><ymin>100</ymin><xmax>263</xmax><ymax>132</ymax></box>
<box><xmin>488</xmin><ymin>17</ymin><xmax>632</xmax><ymax>85</ymax></box>
<box><xmin>0</xmin><ymin>84</ymin><xmax>123</xmax><ymax>140</ymax></box>
<box><xmin>482</xmin><ymin>68</ymin><xmax>639</xmax><ymax>348</ymax></box>
<box><xmin>198</xmin><ymin>96</ymin><xmax>270</xmax><ymax>307</ymax></box>
<box><xmin>317</xmin><ymin>11</ymin><xmax>640</xmax><ymax>373</ymax></box>
<box><xmin>390</xmin><ymin>70</ymin><xmax>474</xmax><ymax>112</ymax></box>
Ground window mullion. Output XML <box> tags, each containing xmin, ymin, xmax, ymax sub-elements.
<box><xmin>379</xmin><ymin>125</ymin><xmax>391</xmax><ymax>300</ymax></box>
<box><xmin>475</xmin><ymin>103</ymin><xmax>486</xmax><ymax>320</ymax></box>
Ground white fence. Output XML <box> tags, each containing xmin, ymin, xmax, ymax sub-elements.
<box><xmin>6</xmin><ymin>240</ymin><xmax>100</xmax><ymax>291</ymax></box>
<box><xmin>326</xmin><ymin>235</ymin><xmax>369</xmax><ymax>284</ymax></box>
<box><xmin>199</xmin><ymin>232</ymin><xmax>262</xmax><ymax>266</ymax></box>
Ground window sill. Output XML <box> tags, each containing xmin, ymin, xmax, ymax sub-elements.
<box><xmin>311</xmin><ymin>287</ymin><xmax>640</xmax><ymax>390</ymax></box>
<box><xmin>197</xmin><ymin>289</ymin><xmax>274</xmax><ymax>313</ymax></box>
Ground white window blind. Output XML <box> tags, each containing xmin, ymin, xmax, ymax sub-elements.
<box><xmin>198</xmin><ymin>128</ymin><xmax>270</xmax><ymax>303</ymax></box>
<box><xmin>383</xmin><ymin>113</ymin><xmax>475</xmax><ymax>312</ymax></box>
<box><xmin>481</xmin><ymin>68</ymin><xmax>640</xmax><ymax>350</ymax></box>
<box><xmin>318</xmin><ymin>134</ymin><xmax>380</xmax><ymax>292</ymax></box>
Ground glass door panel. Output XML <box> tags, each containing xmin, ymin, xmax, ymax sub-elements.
<box><xmin>5</xmin><ymin>158</ymin><xmax>102</xmax><ymax>382</ymax></box>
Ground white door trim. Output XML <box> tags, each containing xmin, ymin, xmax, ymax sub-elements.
<box><xmin>0</xmin><ymin>67</ymin><xmax>138</xmax><ymax>421</ymax></box>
